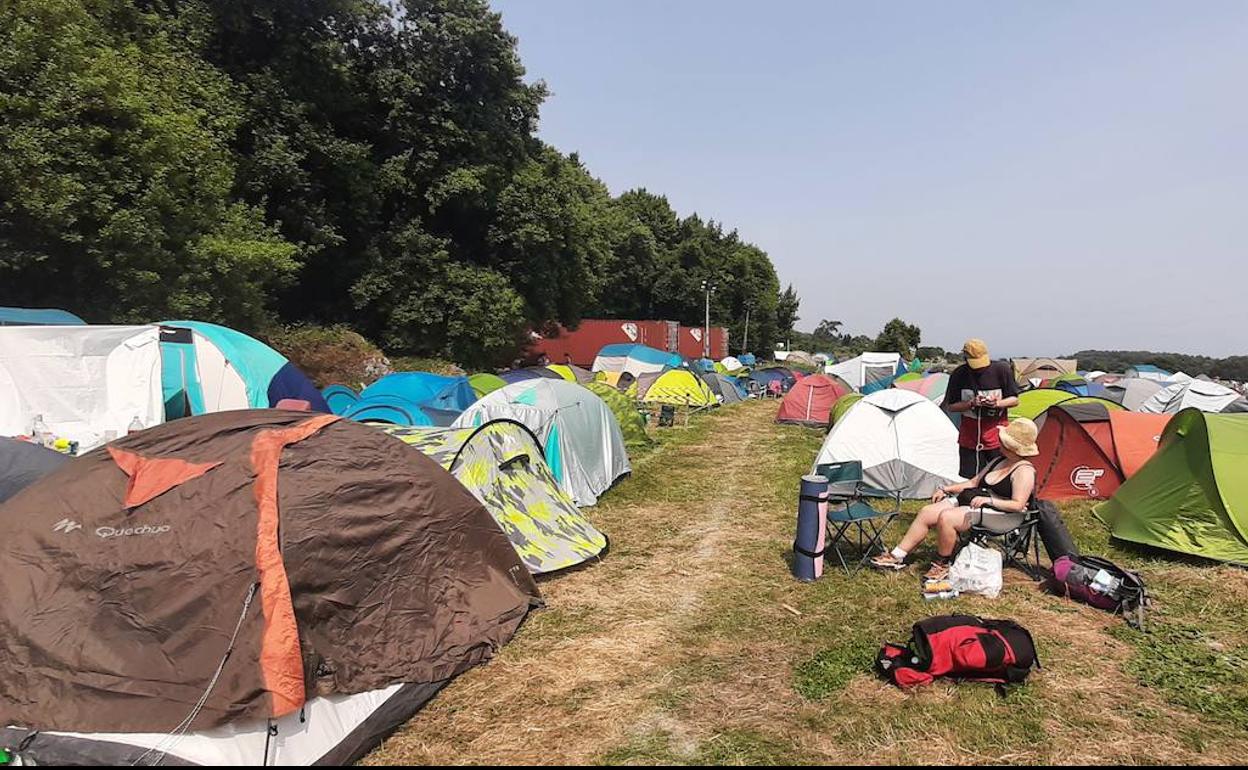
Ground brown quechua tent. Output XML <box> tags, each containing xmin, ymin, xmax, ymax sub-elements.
<box><xmin>0</xmin><ymin>410</ymin><xmax>539</xmax><ymax>765</ymax></box>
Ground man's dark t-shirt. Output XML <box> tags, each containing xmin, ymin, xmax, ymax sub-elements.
<box><xmin>947</xmin><ymin>360</ymin><xmax>1019</xmax><ymax>450</ymax></box>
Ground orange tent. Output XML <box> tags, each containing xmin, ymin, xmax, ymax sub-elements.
<box><xmin>776</xmin><ymin>373</ymin><xmax>851</xmax><ymax>427</ymax></box>
<box><xmin>1033</xmin><ymin>403</ymin><xmax>1171</xmax><ymax>501</ymax></box>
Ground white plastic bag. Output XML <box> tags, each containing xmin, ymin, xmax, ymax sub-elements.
<box><xmin>948</xmin><ymin>542</ymin><xmax>1003</xmax><ymax>598</ymax></box>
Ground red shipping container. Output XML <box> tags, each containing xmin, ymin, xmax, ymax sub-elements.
<box><xmin>676</xmin><ymin>326</ymin><xmax>730</xmax><ymax>360</ymax></box>
<box><xmin>527</xmin><ymin>319</ymin><xmax>679</xmax><ymax>366</ymax></box>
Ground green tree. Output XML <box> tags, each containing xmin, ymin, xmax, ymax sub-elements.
<box><xmin>813</xmin><ymin>319</ymin><xmax>843</xmax><ymax>342</ymax></box>
<box><xmin>875</xmin><ymin>318</ymin><xmax>922</xmax><ymax>358</ymax></box>
<box><xmin>0</xmin><ymin>0</ymin><xmax>297</xmax><ymax>328</ymax></box>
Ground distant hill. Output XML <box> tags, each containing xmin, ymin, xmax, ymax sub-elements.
<box><xmin>1068</xmin><ymin>350</ymin><xmax>1248</xmax><ymax>381</ymax></box>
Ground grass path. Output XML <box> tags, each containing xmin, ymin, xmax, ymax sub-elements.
<box><xmin>365</xmin><ymin>400</ymin><xmax>1248</xmax><ymax>765</ymax></box>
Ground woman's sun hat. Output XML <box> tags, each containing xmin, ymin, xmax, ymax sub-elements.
<box><xmin>998</xmin><ymin>417</ymin><xmax>1040</xmax><ymax>457</ymax></box>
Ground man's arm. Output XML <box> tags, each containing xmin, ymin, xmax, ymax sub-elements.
<box><xmin>945</xmin><ymin>370</ymin><xmax>974</xmax><ymax>413</ymax></box>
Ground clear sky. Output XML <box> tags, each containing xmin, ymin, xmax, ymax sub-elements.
<box><xmin>490</xmin><ymin>1</ymin><xmax>1247</xmax><ymax>357</ymax></box>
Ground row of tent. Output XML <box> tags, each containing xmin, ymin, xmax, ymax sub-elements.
<box><xmin>1</xmin><ymin>318</ymin><xmax>717</xmax><ymax>762</ymax></box>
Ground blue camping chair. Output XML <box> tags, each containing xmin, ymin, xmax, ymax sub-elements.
<box><xmin>816</xmin><ymin>460</ymin><xmax>902</xmax><ymax>574</ymax></box>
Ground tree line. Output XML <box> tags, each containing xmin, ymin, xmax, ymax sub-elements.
<box><xmin>0</xmin><ymin>0</ymin><xmax>797</xmax><ymax>367</ymax></box>
<box><xmin>1069</xmin><ymin>351</ymin><xmax>1248</xmax><ymax>382</ymax></box>
<box><xmin>787</xmin><ymin>318</ymin><xmax>927</xmax><ymax>360</ymax></box>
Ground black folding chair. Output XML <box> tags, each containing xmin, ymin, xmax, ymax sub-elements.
<box><xmin>965</xmin><ymin>504</ymin><xmax>1044</xmax><ymax>580</ymax></box>
<box><xmin>817</xmin><ymin>460</ymin><xmax>902</xmax><ymax>574</ymax></box>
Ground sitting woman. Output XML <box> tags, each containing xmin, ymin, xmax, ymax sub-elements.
<box><xmin>870</xmin><ymin>417</ymin><xmax>1039</xmax><ymax>579</ymax></box>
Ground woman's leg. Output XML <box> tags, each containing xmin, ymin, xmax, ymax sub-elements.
<box><xmin>935</xmin><ymin>507</ymin><xmax>974</xmax><ymax>558</ymax></box>
<box><xmin>895</xmin><ymin>500</ymin><xmax>954</xmax><ymax>553</ymax></box>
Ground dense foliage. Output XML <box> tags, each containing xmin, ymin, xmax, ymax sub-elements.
<box><xmin>0</xmin><ymin>0</ymin><xmax>794</xmax><ymax>367</ymax></box>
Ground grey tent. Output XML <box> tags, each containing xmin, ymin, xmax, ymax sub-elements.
<box><xmin>0</xmin><ymin>438</ymin><xmax>69</xmax><ymax>503</ymax></box>
<box><xmin>452</xmin><ymin>379</ymin><xmax>631</xmax><ymax>506</ymax></box>
<box><xmin>705</xmin><ymin>373</ymin><xmax>744</xmax><ymax>404</ymax></box>
<box><xmin>1102</xmin><ymin>378</ymin><xmax>1164</xmax><ymax>411</ymax></box>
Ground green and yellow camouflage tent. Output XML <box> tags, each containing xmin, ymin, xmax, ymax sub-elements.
<box><xmin>385</xmin><ymin>420</ymin><xmax>608</xmax><ymax>574</ymax></box>
<box><xmin>1094</xmin><ymin>409</ymin><xmax>1248</xmax><ymax>565</ymax></box>
<box><xmin>586</xmin><ymin>381</ymin><xmax>653</xmax><ymax>448</ymax></box>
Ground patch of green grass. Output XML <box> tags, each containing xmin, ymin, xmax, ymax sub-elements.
<box><xmin>794</xmin><ymin>637</ymin><xmax>878</xmax><ymax>700</ymax></box>
<box><xmin>694</xmin><ymin>729</ymin><xmax>802</xmax><ymax>766</ymax></box>
<box><xmin>1110</xmin><ymin>623</ymin><xmax>1248</xmax><ymax>726</ymax></box>
<box><xmin>594</xmin><ymin>730</ymin><xmax>684</xmax><ymax>766</ymax></box>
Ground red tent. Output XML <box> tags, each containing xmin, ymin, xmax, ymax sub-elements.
<box><xmin>1033</xmin><ymin>403</ymin><xmax>1171</xmax><ymax>501</ymax></box>
<box><xmin>776</xmin><ymin>374</ymin><xmax>851</xmax><ymax>427</ymax></box>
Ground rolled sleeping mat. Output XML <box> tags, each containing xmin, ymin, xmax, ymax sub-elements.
<box><xmin>793</xmin><ymin>474</ymin><xmax>829</xmax><ymax>581</ymax></box>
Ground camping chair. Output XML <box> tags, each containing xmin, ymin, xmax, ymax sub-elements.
<box><xmin>767</xmin><ymin>380</ymin><xmax>783</xmax><ymax>399</ymax></box>
<box><xmin>658</xmin><ymin>404</ymin><xmax>677</xmax><ymax>427</ymax></box>
<box><xmin>746</xmin><ymin>380</ymin><xmax>764</xmax><ymax>399</ymax></box>
<box><xmin>963</xmin><ymin>503</ymin><xmax>1044</xmax><ymax>580</ymax></box>
<box><xmin>816</xmin><ymin>460</ymin><xmax>902</xmax><ymax>574</ymax></box>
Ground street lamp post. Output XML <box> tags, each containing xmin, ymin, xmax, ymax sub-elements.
<box><xmin>700</xmin><ymin>279</ymin><xmax>717</xmax><ymax>359</ymax></box>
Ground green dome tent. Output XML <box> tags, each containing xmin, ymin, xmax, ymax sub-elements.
<box><xmin>1010</xmin><ymin>389</ymin><xmax>1124</xmax><ymax>422</ymax></box>
<box><xmin>830</xmin><ymin>392</ymin><xmax>864</xmax><ymax>427</ymax></box>
<box><xmin>1094</xmin><ymin>410</ymin><xmax>1248</xmax><ymax>565</ymax></box>
<box><xmin>469</xmin><ymin>373</ymin><xmax>508</xmax><ymax>399</ymax></box>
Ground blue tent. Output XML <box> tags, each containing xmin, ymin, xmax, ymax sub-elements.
<box><xmin>322</xmin><ymin>385</ymin><xmax>361</xmax><ymax>415</ymax></box>
<box><xmin>1126</xmin><ymin>364</ymin><xmax>1172</xmax><ymax>379</ymax></box>
<box><xmin>159</xmin><ymin>321</ymin><xmax>327</xmax><ymax>417</ymax></box>
<box><xmin>340</xmin><ymin>372</ymin><xmax>476</xmax><ymax>426</ymax></box>
<box><xmin>749</xmin><ymin>367</ymin><xmax>796</xmax><ymax>394</ymax></box>
<box><xmin>0</xmin><ymin>307</ymin><xmax>85</xmax><ymax>326</ymax></box>
<box><xmin>738</xmin><ymin>353</ymin><xmax>757</xmax><ymax>367</ymax></box>
<box><xmin>500</xmin><ymin>369</ymin><xmax>546</xmax><ymax>384</ymax></box>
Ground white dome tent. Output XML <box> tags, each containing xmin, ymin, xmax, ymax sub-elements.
<box><xmin>453</xmin><ymin>379</ymin><xmax>630</xmax><ymax>506</ymax></box>
<box><xmin>814</xmin><ymin>389</ymin><xmax>961</xmax><ymax>498</ymax></box>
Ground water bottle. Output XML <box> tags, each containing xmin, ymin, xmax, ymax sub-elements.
<box><xmin>31</xmin><ymin>415</ymin><xmax>52</xmax><ymax>447</ymax></box>
<box><xmin>127</xmin><ymin>416</ymin><xmax>144</xmax><ymax>435</ymax></box>
<box><xmin>1092</xmin><ymin>569</ymin><xmax>1121</xmax><ymax>596</ymax></box>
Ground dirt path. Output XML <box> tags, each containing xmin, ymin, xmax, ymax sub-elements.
<box><xmin>365</xmin><ymin>399</ymin><xmax>1248</xmax><ymax>765</ymax></box>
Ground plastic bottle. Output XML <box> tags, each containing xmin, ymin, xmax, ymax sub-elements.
<box><xmin>127</xmin><ymin>416</ymin><xmax>144</xmax><ymax>435</ymax></box>
<box><xmin>31</xmin><ymin>415</ymin><xmax>52</xmax><ymax>447</ymax></box>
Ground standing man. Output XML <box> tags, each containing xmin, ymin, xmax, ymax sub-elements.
<box><xmin>946</xmin><ymin>339</ymin><xmax>1020</xmax><ymax>479</ymax></box>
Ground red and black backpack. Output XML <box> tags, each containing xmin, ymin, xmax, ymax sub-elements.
<box><xmin>876</xmin><ymin>615</ymin><xmax>1040</xmax><ymax>689</ymax></box>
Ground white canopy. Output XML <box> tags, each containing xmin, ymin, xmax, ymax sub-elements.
<box><xmin>824</xmin><ymin>352</ymin><xmax>901</xmax><ymax>391</ymax></box>
<box><xmin>814</xmin><ymin>389</ymin><xmax>960</xmax><ymax>498</ymax></box>
<box><xmin>0</xmin><ymin>325</ymin><xmax>163</xmax><ymax>451</ymax></box>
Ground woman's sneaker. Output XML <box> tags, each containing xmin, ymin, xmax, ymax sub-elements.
<box><xmin>870</xmin><ymin>553</ymin><xmax>908</xmax><ymax>571</ymax></box>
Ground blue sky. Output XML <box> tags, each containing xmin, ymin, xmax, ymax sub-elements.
<box><xmin>491</xmin><ymin>1</ymin><xmax>1247</xmax><ymax>357</ymax></box>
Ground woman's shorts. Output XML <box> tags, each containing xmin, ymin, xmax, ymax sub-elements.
<box><xmin>967</xmin><ymin>508</ymin><xmax>1027</xmax><ymax>534</ymax></box>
